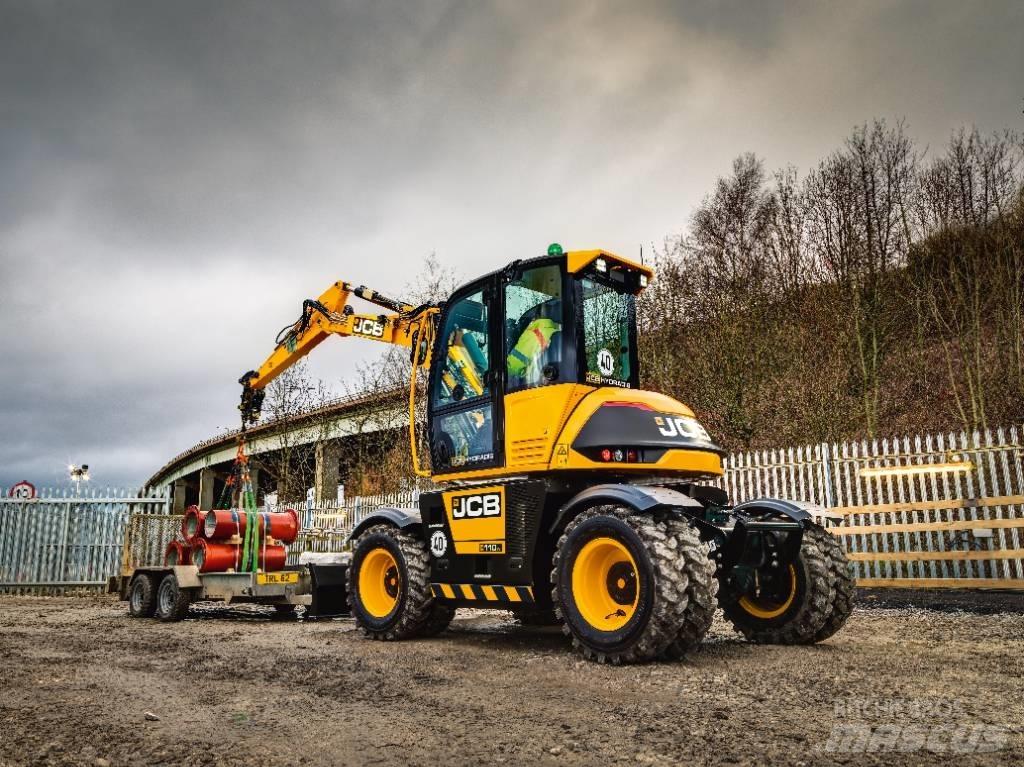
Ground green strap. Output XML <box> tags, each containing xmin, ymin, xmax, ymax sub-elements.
<box><xmin>239</xmin><ymin>478</ymin><xmax>260</xmax><ymax>572</ymax></box>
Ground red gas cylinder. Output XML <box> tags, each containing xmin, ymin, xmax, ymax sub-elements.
<box><xmin>191</xmin><ymin>539</ymin><xmax>288</xmax><ymax>573</ymax></box>
<box><xmin>163</xmin><ymin>540</ymin><xmax>191</xmax><ymax>566</ymax></box>
<box><xmin>203</xmin><ymin>508</ymin><xmax>299</xmax><ymax>544</ymax></box>
<box><xmin>181</xmin><ymin>506</ymin><xmax>207</xmax><ymax>543</ymax></box>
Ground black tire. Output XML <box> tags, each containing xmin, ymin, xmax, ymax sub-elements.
<box><xmin>812</xmin><ymin>526</ymin><xmax>856</xmax><ymax>641</ymax></box>
<box><xmin>660</xmin><ymin>518</ymin><xmax>717</xmax><ymax>660</ymax></box>
<box><xmin>346</xmin><ymin>525</ymin><xmax>438</xmax><ymax>640</ymax></box>
<box><xmin>155</xmin><ymin>573</ymin><xmax>190</xmax><ymax>622</ymax></box>
<box><xmin>551</xmin><ymin>507</ymin><xmax>694</xmax><ymax>664</ymax></box>
<box><xmin>719</xmin><ymin>521</ymin><xmax>834</xmax><ymax>644</ymax></box>
<box><xmin>514</xmin><ymin>608</ymin><xmax>560</xmax><ymax>627</ymax></box>
<box><xmin>128</xmin><ymin>574</ymin><xmax>157</xmax><ymax>618</ymax></box>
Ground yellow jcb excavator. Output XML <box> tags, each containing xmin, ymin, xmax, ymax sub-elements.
<box><xmin>239</xmin><ymin>244</ymin><xmax>854</xmax><ymax>663</ymax></box>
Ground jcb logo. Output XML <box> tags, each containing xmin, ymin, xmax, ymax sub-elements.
<box><xmin>353</xmin><ymin>318</ymin><xmax>385</xmax><ymax>337</ymax></box>
<box><xmin>654</xmin><ymin>415</ymin><xmax>709</xmax><ymax>441</ymax></box>
<box><xmin>451</xmin><ymin>492</ymin><xmax>502</xmax><ymax>519</ymax></box>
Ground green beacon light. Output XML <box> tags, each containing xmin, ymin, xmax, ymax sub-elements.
<box><xmin>547</xmin><ymin>242</ymin><xmax>564</xmax><ymax>257</ymax></box>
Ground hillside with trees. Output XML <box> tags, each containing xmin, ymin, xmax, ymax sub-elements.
<box><xmin>639</xmin><ymin>121</ymin><xmax>1023</xmax><ymax>452</ymax></box>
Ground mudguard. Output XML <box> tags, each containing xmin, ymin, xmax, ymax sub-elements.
<box><xmin>731</xmin><ymin>498</ymin><xmax>840</xmax><ymax>526</ymax></box>
<box><xmin>550</xmin><ymin>483</ymin><xmax>704</xmax><ymax>534</ymax></box>
<box><xmin>348</xmin><ymin>507</ymin><xmax>423</xmax><ymax>542</ymax></box>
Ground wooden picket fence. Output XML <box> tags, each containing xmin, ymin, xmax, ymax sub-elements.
<box><xmin>720</xmin><ymin>425</ymin><xmax>1024</xmax><ymax>589</ymax></box>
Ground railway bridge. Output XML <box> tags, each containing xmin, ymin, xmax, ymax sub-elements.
<box><xmin>145</xmin><ymin>389</ymin><xmax>406</xmax><ymax>512</ymax></box>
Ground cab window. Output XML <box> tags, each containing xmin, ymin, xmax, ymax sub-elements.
<box><xmin>434</xmin><ymin>406</ymin><xmax>494</xmax><ymax>468</ymax></box>
<box><xmin>581</xmin><ymin>278</ymin><xmax>633</xmax><ymax>387</ymax></box>
<box><xmin>505</xmin><ymin>265</ymin><xmax>562</xmax><ymax>391</ymax></box>
<box><xmin>433</xmin><ymin>290</ymin><xmax>489</xmax><ymax>407</ymax></box>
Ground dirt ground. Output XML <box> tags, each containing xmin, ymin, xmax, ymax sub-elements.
<box><xmin>1</xmin><ymin>591</ymin><xmax>1022</xmax><ymax>767</ymax></box>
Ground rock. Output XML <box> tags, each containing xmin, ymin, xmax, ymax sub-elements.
<box><xmin>144</xmin><ymin>711</ymin><xmax>161</xmax><ymax>721</ymax></box>
<box><xmin>549</xmin><ymin>746</ymin><xmax>563</xmax><ymax>755</ymax></box>
<box><xmin>94</xmin><ymin>759</ymin><xmax>111</xmax><ymax>767</ymax></box>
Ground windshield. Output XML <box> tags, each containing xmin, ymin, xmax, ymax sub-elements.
<box><xmin>581</xmin><ymin>277</ymin><xmax>636</xmax><ymax>388</ymax></box>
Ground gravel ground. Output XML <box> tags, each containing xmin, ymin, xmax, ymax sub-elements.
<box><xmin>1</xmin><ymin>592</ymin><xmax>1022</xmax><ymax>767</ymax></box>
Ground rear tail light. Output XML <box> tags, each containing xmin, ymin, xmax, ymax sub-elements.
<box><xmin>597</xmin><ymin>448</ymin><xmax>639</xmax><ymax>463</ymax></box>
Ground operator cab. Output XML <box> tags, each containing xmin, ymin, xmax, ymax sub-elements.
<box><xmin>427</xmin><ymin>246</ymin><xmax>657</xmax><ymax>477</ymax></box>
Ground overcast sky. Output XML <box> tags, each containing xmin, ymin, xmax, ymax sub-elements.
<box><xmin>1</xmin><ymin>0</ymin><xmax>1021</xmax><ymax>489</ymax></box>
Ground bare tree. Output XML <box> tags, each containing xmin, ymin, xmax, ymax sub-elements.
<box><xmin>252</xmin><ymin>360</ymin><xmax>336</xmax><ymax>504</ymax></box>
<box><xmin>334</xmin><ymin>252</ymin><xmax>461</xmax><ymax>495</ymax></box>
<box><xmin>807</xmin><ymin>119</ymin><xmax>918</xmax><ymax>437</ymax></box>
<box><xmin>910</xmin><ymin>129</ymin><xmax>1024</xmax><ymax>430</ymax></box>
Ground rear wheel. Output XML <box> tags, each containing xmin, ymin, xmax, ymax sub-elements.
<box><xmin>719</xmin><ymin>521</ymin><xmax>834</xmax><ymax>644</ymax></box>
<box><xmin>347</xmin><ymin>525</ymin><xmax>439</xmax><ymax>640</ymax></box>
<box><xmin>155</xmin><ymin>573</ymin><xmax>190</xmax><ymax>622</ymax></box>
<box><xmin>552</xmin><ymin>507</ymin><xmax>700</xmax><ymax>664</ymax></box>
<box><xmin>128</xmin><ymin>574</ymin><xmax>157</xmax><ymax>618</ymax></box>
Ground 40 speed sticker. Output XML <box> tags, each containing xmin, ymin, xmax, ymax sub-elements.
<box><xmin>430</xmin><ymin>530</ymin><xmax>448</xmax><ymax>557</ymax></box>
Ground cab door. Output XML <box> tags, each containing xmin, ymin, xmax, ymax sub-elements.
<box><xmin>428</xmin><ymin>277</ymin><xmax>502</xmax><ymax>474</ymax></box>
<box><xmin>502</xmin><ymin>260</ymin><xmax>590</xmax><ymax>470</ymax></box>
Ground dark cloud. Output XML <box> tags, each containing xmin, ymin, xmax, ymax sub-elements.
<box><xmin>1</xmin><ymin>0</ymin><xmax>1020</xmax><ymax>487</ymax></box>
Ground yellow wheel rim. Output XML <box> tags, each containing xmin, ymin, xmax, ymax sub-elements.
<box><xmin>738</xmin><ymin>564</ymin><xmax>797</xmax><ymax>619</ymax></box>
<box><xmin>359</xmin><ymin>547</ymin><xmax>401</xmax><ymax>618</ymax></box>
<box><xmin>571</xmin><ymin>536</ymin><xmax>640</xmax><ymax>631</ymax></box>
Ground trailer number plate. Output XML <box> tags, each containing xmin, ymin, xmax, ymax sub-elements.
<box><xmin>257</xmin><ymin>571</ymin><xmax>299</xmax><ymax>586</ymax></box>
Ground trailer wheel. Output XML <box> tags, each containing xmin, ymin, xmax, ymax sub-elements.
<box><xmin>551</xmin><ymin>507</ymin><xmax>693</xmax><ymax>664</ymax></box>
<box><xmin>155</xmin><ymin>573</ymin><xmax>191</xmax><ymax>622</ymax></box>
<box><xmin>719</xmin><ymin>521</ymin><xmax>834</xmax><ymax>644</ymax></box>
<box><xmin>272</xmin><ymin>603</ymin><xmax>298</xmax><ymax>618</ymax></box>
<box><xmin>128</xmin><ymin>574</ymin><xmax>157</xmax><ymax>618</ymax></box>
<box><xmin>347</xmin><ymin>525</ymin><xmax>437</xmax><ymax>640</ymax></box>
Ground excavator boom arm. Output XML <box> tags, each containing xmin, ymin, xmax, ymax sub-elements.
<box><xmin>238</xmin><ymin>279</ymin><xmax>438</xmax><ymax>427</ymax></box>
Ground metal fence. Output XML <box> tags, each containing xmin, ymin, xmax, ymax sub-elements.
<box><xmin>2</xmin><ymin>425</ymin><xmax>1022</xmax><ymax>593</ymax></box>
<box><xmin>0</xmin><ymin>488</ymin><xmax>169</xmax><ymax>594</ymax></box>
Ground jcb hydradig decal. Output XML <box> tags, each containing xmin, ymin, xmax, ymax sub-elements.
<box><xmin>442</xmin><ymin>486</ymin><xmax>506</xmax><ymax>555</ymax></box>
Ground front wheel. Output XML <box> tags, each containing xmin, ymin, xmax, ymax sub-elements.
<box><xmin>347</xmin><ymin>525</ymin><xmax>440</xmax><ymax>640</ymax></box>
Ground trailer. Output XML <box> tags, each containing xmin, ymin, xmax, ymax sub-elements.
<box><xmin>109</xmin><ymin>505</ymin><xmax>352</xmax><ymax>622</ymax></box>
<box><xmin>110</xmin><ymin>554</ymin><xmax>351</xmax><ymax>621</ymax></box>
